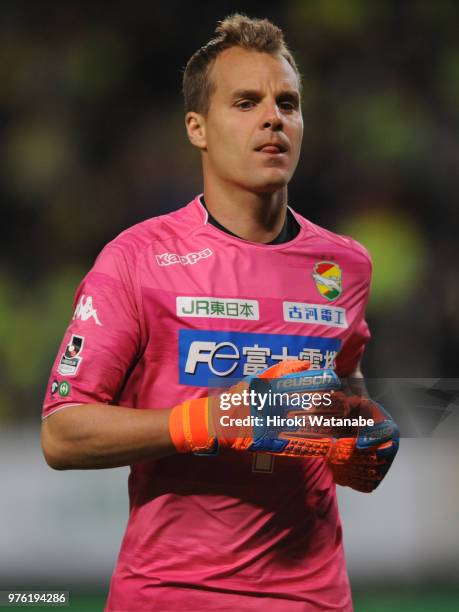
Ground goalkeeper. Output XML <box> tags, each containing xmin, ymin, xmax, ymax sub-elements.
<box><xmin>41</xmin><ymin>13</ymin><xmax>398</xmax><ymax>612</ymax></box>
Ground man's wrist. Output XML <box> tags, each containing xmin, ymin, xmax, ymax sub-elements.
<box><xmin>169</xmin><ymin>398</ymin><xmax>216</xmax><ymax>454</ymax></box>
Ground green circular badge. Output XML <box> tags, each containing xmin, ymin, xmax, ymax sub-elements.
<box><xmin>58</xmin><ymin>381</ymin><xmax>70</xmax><ymax>397</ymax></box>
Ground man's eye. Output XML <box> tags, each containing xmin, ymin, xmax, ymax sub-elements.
<box><xmin>279</xmin><ymin>101</ymin><xmax>296</xmax><ymax>111</ymax></box>
<box><xmin>236</xmin><ymin>100</ymin><xmax>256</xmax><ymax>110</ymax></box>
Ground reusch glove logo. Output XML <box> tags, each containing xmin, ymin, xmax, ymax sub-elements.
<box><xmin>273</xmin><ymin>371</ymin><xmax>340</xmax><ymax>391</ymax></box>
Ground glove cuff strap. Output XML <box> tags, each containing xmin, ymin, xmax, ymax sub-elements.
<box><xmin>169</xmin><ymin>398</ymin><xmax>216</xmax><ymax>454</ymax></box>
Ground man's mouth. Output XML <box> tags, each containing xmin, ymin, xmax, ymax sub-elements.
<box><xmin>256</xmin><ymin>143</ymin><xmax>288</xmax><ymax>154</ymax></box>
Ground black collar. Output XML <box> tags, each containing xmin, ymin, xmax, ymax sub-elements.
<box><xmin>201</xmin><ymin>197</ymin><xmax>300</xmax><ymax>245</ymax></box>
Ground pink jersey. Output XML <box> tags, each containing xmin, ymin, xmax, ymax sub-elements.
<box><xmin>43</xmin><ymin>196</ymin><xmax>372</xmax><ymax>611</ymax></box>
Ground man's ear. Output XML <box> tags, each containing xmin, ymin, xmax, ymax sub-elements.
<box><xmin>185</xmin><ymin>112</ymin><xmax>207</xmax><ymax>150</ymax></box>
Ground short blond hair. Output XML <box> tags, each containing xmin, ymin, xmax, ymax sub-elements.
<box><xmin>183</xmin><ymin>13</ymin><xmax>301</xmax><ymax>115</ymax></box>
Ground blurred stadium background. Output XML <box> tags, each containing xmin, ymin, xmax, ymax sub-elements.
<box><xmin>1</xmin><ymin>1</ymin><xmax>458</xmax><ymax>610</ymax></box>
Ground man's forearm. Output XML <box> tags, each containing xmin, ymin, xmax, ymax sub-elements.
<box><xmin>41</xmin><ymin>404</ymin><xmax>176</xmax><ymax>470</ymax></box>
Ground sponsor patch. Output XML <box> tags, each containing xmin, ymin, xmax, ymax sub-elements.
<box><xmin>156</xmin><ymin>248</ymin><xmax>213</xmax><ymax>266</ymax></box>
<box><xmin>73</xmin><ymin>295</ymin><xmax>102</xmax><ymax>326</ymax></box>
<box><xmin>177</xmin><ymin>297</ymin><xmax>259</xmax><ymax>320</ymax></box>
<box><xmin>312</xmin><ymin>261</ymin><xmax>342</xmax><ymax>301</ymax></box>
<box><xmin>283</xmin><ymin>302</ymin><xmax>347</xmax><ymax>328</ymax></box>
<box><xmin>58</xmin><ymin>380</ymin><xmax>71</xmax><ymax>397</ymax></box>
<box><xmin>179</xmin><ymin>329</ymin><xmax>341</xmax><ymax>386</ymax></box>
<box><xmin>57</xmin><ymin>334</ymin><xmax>84</xmax><ymax>376</ymax></box>
<box><xmin>51</xmin><ymin>380</ymin><xmax>59</xmax><ymax>394</ymax></box>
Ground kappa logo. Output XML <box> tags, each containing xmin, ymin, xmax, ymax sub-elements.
<box><xmin>73</xmin><ymin>295</ymin><xmax>102</xmax><ymax>326</ymax></box>
<box><xmin>156</xmin><ymin>248</ymin><xmax>213</xmax><ymax>266</ymax></box>
<box><xmin>312</xmin><ymin>261</ymin><xmax>342</xmax><ymax>302</ymax></box>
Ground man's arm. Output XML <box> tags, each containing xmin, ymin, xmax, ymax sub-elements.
<box><xmin>41</xmin><ymin>360</ymin><xmax>320</xmax><ymax>470</ymax></box>
<box><xmin>41</xmin><ymin>404</ymin><xmax>176</xmax><ymax>470</ymax></box>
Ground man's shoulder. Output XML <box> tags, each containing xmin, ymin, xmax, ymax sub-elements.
<box><xmin>101</xmin><ymin>197</ymin><xmax>203</xmax><ymax>259</ymax></box>
<box><xmin>293</xmin><ymin>209</ymin><xmax>372</xmax><ymax>268</ymax></box>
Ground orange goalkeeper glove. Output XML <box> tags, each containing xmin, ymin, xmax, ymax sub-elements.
<box><xmin>325</xmin><ymin>393</ymin><xmax>399</xmax><ymax>492</ymax></box>
<box><xmin>169</xmin><ymin>360</ymin><xmax>399</xmax><ymax>492</ymax></box>
<box><xmin>168</xmin><ymin>360</ymin><xmax>343</xmax><ymax>457</ymax></box>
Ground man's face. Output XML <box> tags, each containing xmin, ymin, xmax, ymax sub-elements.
<box><xmin>189</xmin><ymin>47</ymin><xmax>303</xmax><ymax>194</ymax></box>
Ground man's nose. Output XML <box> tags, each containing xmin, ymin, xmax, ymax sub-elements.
<box><xmin>261</xmin><ymin>103</ymin><xmax>283</xmax><ymax>131</ymax></box>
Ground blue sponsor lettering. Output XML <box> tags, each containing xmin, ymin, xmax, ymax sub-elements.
<box><xmin>179</xmin><ymin>330</ymin><xmax>341</xmax><ymax>386</ymax></box>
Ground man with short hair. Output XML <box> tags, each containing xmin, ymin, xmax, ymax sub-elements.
<box><xmin>42</xmin><ymin>14</ymin><xmax>396</xmax><ymax>611</ymax></box>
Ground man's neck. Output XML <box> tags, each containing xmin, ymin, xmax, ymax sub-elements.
<box><xmin>203</xmin><ymin>182</ymin><xmax>288</xmax><ymax>244</ymax></box>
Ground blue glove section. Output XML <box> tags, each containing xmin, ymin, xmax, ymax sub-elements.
<box><xmin>250</xmin><ymin>437</ymin><xmax>289</xmax><ymax>453</ymax></box>
<box><xmin>247</xmin><ymin>368</ymin><xmax>341</xmax><ymax>453</ymax></box>
<box><xmin>356</xmin><ymin>402</ymin><xmax>400</xmax><ymax>450</ymax></box>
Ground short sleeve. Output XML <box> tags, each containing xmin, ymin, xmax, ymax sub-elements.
<box><xmin>335</xmin><ymin>239</ymin><xmax>372</xmax><ymax>377</ymax></box>
<box><xmin>335</xmin><ymin>318</ymin><xmax>371</xmax><ymax>377</ymax></box>
<box><xmin>42</xmin><ymin>243</ymin><xmax>143</xmax><ymax>419</ymax></box>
